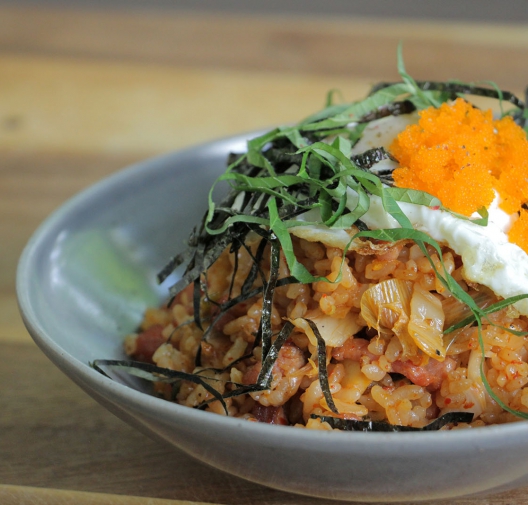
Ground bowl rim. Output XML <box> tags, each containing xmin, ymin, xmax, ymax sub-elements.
<box><xmin>16</xmin><ymin>132</ymin><xmax>528</xmax><ymax>448</ymax></box>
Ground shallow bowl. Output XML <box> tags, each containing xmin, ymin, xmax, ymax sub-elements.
<box><xmin>16</xmin><ymin>133</ymin><xmax>528</xmax><ymax>502</ymax></box>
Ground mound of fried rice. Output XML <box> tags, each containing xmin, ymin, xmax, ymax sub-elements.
<box><xmin>125</xmin><ymin>233</ymin><xmax>528</xmax><ymax>430</ymax></box>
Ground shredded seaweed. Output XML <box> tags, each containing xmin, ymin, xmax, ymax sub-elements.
<box><xmin>91</xmin><ymin>359</ymin><xmax>230</xmax><ymax>414</ymax></box>
<box><xmin>257</xmin><ymin>234</ymin><xmax>281</xmax><ymax>358</ymax></box>
<box><xmin>300</xmin><ymin>319</ymin><xmax>337</xmax><ymax>414</ymax></box>
<box><xmin>311</xmin><ymin>412</ymin><xmax>474</xmax><ymax>432</ymax></box>
<box><xmin>352</xmin><ymin>147</ymin><xmax>397</xmax><ymax>171</ymax></box>
<box><xmin>359</xmin><ymin>99</ymin><xmax>417</xmax><ymax>122</ymax></box>
<box><xmin>255</xmin><ymin>320</ymin><xmax>295</xmax><ymax>387</ymax></box>
<box><xmin>192</xmin><ymin>277</ymin><xmax>203</xmax><ymax>331</ymax></box>
<box><xmin>240</xmin><ymin>237</ymin><xmax>268</xmax><ymax>296</ymax></box>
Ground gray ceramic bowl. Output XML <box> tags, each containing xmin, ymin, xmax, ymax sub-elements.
<box><xmin>17</xmin><ymin>133</ymin><xmax>528</xmax><ymax>502</ymax></box>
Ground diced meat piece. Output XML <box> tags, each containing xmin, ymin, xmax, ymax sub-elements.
<box><xmin>242</xmin><ymin>362</ymin><xmax>262</xmax><ymax>385</ymax></box>
<box><xmin>242</xmin><ymin>340</ymin><xmax>305</xmax><ymax>386</ymax></box>
<box><xmin>251</xmin><ymin>404</ymin><xmax>288</xmax><ymax>425</ymax></box>
<box><xmin>213</xmin><ymin>311</ymin><xmax>236</xmax><ymax>333</ymax></box>
<box><xmin>131</xmin><ymin>324</ymin><xmax>166</xmax><ymax>363</ymax></box>
<box><xmin>391</xmin><ymin>357</ymin><xmax>457</xmax><ymax>391</ymax></box>
<box><xmin>332</xmin><ymin>338</ymin><xmax>376</xmax><ymax>362</ymax></box>
<box><xmin>276</xmin><ymin>341</ymin><xmax>306</xmax><ymax>374</ymax></box>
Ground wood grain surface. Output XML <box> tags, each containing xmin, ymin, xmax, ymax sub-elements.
<box><xmin>2</xmin><ymin>4</ymin><xmax>528</xmax><ymax>504</ymax></box>
<box><xmin>0</xmin><ymin>484</ymin><xmax>214</xmax><ymax>505</ymax></box>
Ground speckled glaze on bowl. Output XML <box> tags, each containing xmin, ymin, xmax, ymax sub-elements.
<box><xmin>17</xmin><ymin>133</ymin><xmax>528</xmax><ymax>502</ymax></box>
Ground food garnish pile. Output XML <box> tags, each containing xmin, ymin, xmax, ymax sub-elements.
<box><xmin>93</xmin><ymin>53</ymin><xmax>528</xmax><ymax>431</ymax></box>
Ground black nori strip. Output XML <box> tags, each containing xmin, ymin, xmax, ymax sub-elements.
<box><xmin>194</xmin><ymin>342</ymin><xmax>203</xmax><ymax>368</ymax></box>
<box><xmin>157</xmin><ymin>223</ymin><xmax>202</xmax><ymax>285</ymax></box>
<box><xmin>160</xmin><ymin>135</ymin><xmax>317</xmax><ymax>300</ymax></box>
<box><xmin>312</xmin><ymin>412</ymin><xmax>474</xmax><ymax>431</ymax></box>
<box><xmin>227</xmin><ymin>238</ymin><xmax>241</xmax><ymax>300</ymax></box>
<box><xmin>257</xmin><ymin>321</ymin><xmax>295</xmax><ymax>387</ymax></box>
<box><xmin>259</xmin><ymin>235</ymin><xmax>281</xmax><ymax>359</ymax></box>
<box><xmin>157</xmin><ymin>249</ymin><xmax>190</xmax><ymax>285</ymax></box>
<box><xmin>355</xmin><ymin>220</ymin><xmax>370</xmax><ymax>232</ymax></box>
<box><xmin>166</xmin><ymin>319</ymin><xmax>195</xmax><ymax>345</ymax></box>
<box><xmin>193</xmin><ymin>277</ymin><xmax>203</xmax><ymax>330</ymax></box>
<box><xmin>221</xmin><ymin>276</ymin><xmax>298</xmax><ymax>314</ymax></box>
<box><xmin>91</xmin><ymin>359</ymin><xmax>229</xmax><ymax>414</ymax></box>
<box><xmin>200</xmin><ymin>271</ymin><xmax>221</xmax><ymax>308</ymax></box>
<box><xmin>240</xmin><ymin>237</ymin><xmax>269</xmax><ymax>296</ymax></box>
<box><xmin>264</xmin><ymin>147</ymin><xmax>304</xmax><ymax>170</ymax></box>
<box><xmin>220</xmin><ymin>384</ymin><xmax>268</xmax><ymax>399</ymax></box>
<box><xmin>167</xmin><ymin>240</ymin><xmax>207</xmax><ymax>297</ymax></box>
<box><xmin>255</xmin><ymin>193</ymin><xmax>273</xmax><ymax>216</ymax></box>
<box><xmin>218</xmin><ymin>351</ymin><xmax>256</xmax><ymax>373</ymax></box>
<box><xmin>303</xmin><ymin>319</ymin><xmax>338</xmax><ymax>414</ymax></box>
<box><xmin>352</xmin><ymin>147</ymin><xmax>397</xmax><ymax>171</ymax></box>
<box><xmin>359</xmin><ymin>99</ymin><xmax>416</xmax><ymax>123</ymax></box>
<box><xmin>377</xmin><ymin>178</ymin><xmax>394</xmax><ymax>188</ymax></box>
<box><xmin>165</xmin><ymin>205</ymin><xmax>267</xmax><ymax>299</ymax></box>
<box><xmin>202</xmin><ymin>326</ymin><xmax>297</xmax><ymax>404</ymax></box>
<box><xmin>243</xmin><ymin>189</ymin><xmax>268</xmax><ymax>216</ymax></box>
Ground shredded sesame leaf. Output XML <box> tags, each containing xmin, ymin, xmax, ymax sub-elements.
<box><xmin>385</xmin><ymin>187</ymin><xmax>441</xmax><ymax>207</ymax></box>
<box><xmin>444</xmin><ymin>293</ymin><xmax>528</xmax><ymax>335</ymax></box>
<box><xmin>300</xmin><ymin>82</ymin><xmax>412</xmax><ymax>129</ymax></box>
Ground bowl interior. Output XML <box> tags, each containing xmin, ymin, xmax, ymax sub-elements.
<box><xmin>17</xmin><ymin>134</ymin><xmax>248</xmax><ymax>376</ymax></box>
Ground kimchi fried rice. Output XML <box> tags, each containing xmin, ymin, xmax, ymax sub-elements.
<box><xmin>124</xmin><ymin>235</ymin><xmax>528</xmax><ymax>430</ymax></box>
<box><xmin>92</xmin><ymin>54</ymin><xmax>528</xmax><ymax>432</ymax></box>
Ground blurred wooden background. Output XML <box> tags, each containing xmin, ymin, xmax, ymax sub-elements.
<box><xmin>2</xmin><ymin>2</ymin><xmax>528</xmax><ymax>504</ymax></box>
<box><xmin>4</xmin><ymin>0</ymin><xmax>528</xmax><ymax>23</ymax></box>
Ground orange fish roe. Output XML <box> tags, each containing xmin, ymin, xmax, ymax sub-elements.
<box><xmin>391</xmin><ymin>98</ymin><xmax>528</xmax><ymax>252</ymax></box>
<box><xmin>509</xmin><ymin>210</ymin><xmax>528</xmax><ymax>254</ymax></box>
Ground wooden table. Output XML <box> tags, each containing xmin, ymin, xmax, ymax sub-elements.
<box><xmin>2</xmin><ymin>4</ymin><xmax>528</xmax><ymax>504</ymax></box>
